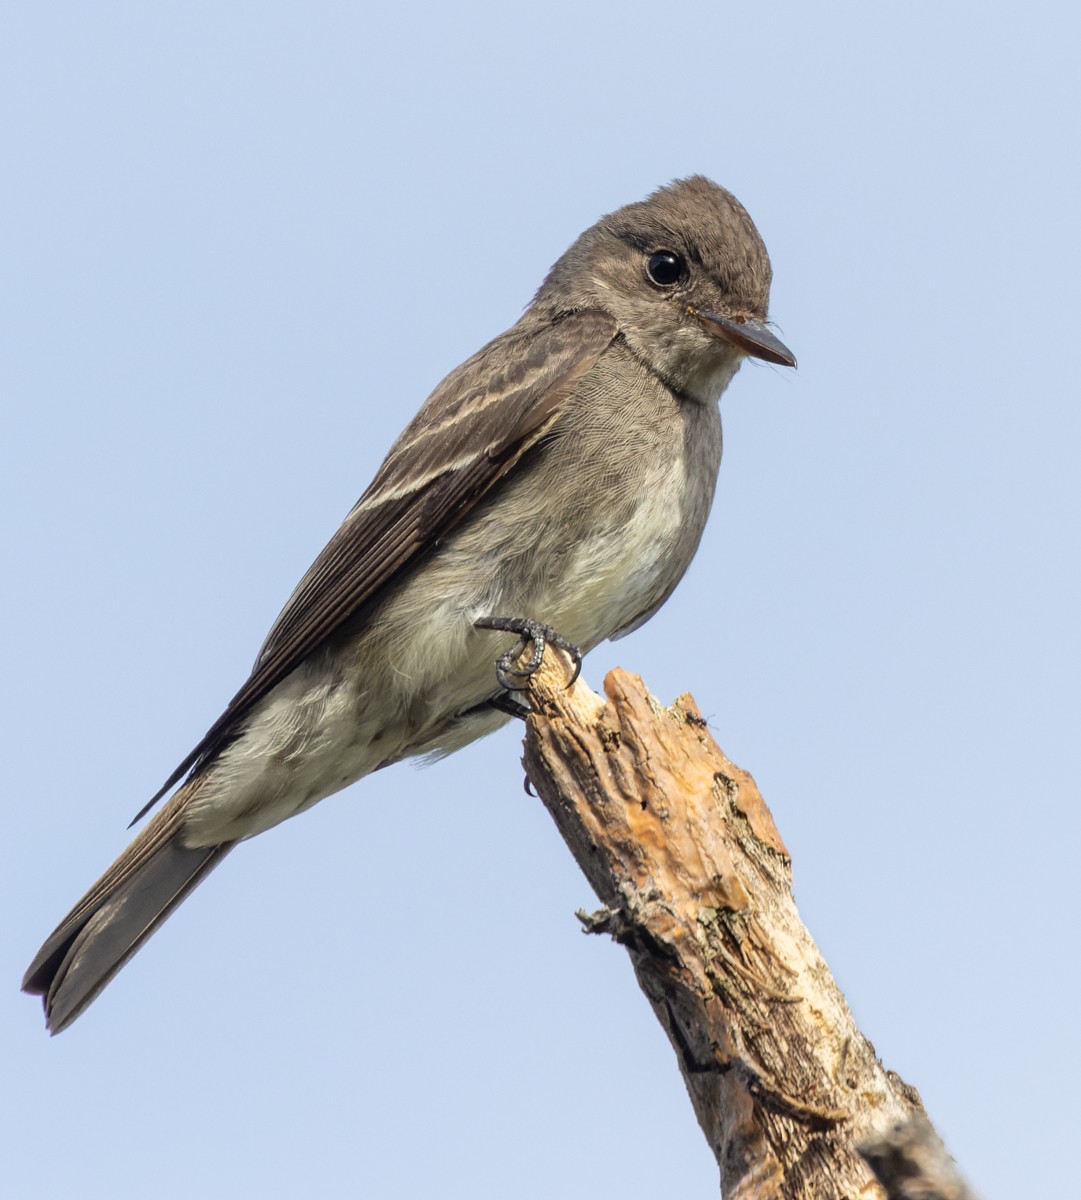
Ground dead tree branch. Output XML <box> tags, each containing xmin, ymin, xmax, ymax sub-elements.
<box><xmin>520</xmin><ymin>655</ymin><xmax>972</xmax><ymax>1200</ymax></box>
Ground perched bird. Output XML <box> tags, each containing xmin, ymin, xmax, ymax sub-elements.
<box><xmin>23</xmin><ymin>175</ymin><xmax>795</xmax><ymax>1033</ymax></box>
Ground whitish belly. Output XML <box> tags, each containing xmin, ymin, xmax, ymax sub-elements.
<box><xmin>184</xmin><ymin>454</ymin><xmax>696</xmax><ymax>844</ymax></box>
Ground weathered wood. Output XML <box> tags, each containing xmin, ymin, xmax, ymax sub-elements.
<box><xmin>520</xmin><ymin>654</ymin><xmax>968</xmax><ymax>1199</ymax></box>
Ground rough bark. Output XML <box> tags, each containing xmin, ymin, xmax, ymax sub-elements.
<box><xmin>519</xmin><ymin>654</ymin><xmax>971</xmax><ymax>1200</ymax></box>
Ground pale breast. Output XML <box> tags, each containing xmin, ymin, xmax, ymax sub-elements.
<box><xmin>540</xmin><ymin>449</ymin><xmax>697</xmax><ymax>647</ymax></box>
<box><xmin>183</xmin><ymin>347</ymin><xmax>723</xmax><ymax>843</ymax></box>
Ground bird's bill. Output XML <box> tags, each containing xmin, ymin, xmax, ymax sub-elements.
<box><xmin>693</xmin><ymin>309</ymin><xmax>797</xmax><ymax>368</ymax></box>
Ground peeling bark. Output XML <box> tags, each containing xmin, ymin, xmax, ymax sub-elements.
<box><xmin>519</xmin><ymin>655</ymin><xmax>971</xmax><ymax>1199</ymax></box>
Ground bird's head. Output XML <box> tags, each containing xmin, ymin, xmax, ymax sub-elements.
<box><xmin>534</xmin><ymin>175</ymin><xmax>795</xmax><ymax>403</ymax></box>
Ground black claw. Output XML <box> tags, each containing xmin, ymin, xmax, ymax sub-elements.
<box><xmin>474</xmin><ymin>616</ymin><xmax>583</xmax><ymax>692</ymax></box>
<box><xmin>488</xmin><ymin>692</ymin><xmax>532</xmax><ymax>721</ymax></box>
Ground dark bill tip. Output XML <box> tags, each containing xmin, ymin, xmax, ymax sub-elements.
<box><xmin>694</xmin><ymin>310</ymin><xmax>797</xmax><ymax>368</ymax></box>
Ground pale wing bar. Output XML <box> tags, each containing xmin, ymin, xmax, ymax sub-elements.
<box><xmin>130</xmin><ymin>310</ymin><xmax>617</xmax><ymax>823</ymax></box>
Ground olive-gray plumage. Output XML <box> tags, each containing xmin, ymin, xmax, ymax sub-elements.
<box><xmin>23</xmin><ymin>175</ymin><xmax>794</xmax><ymax>1032</ymax></box>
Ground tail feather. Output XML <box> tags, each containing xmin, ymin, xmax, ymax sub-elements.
<box><xmin>23</xmin><ymin>804</ymin><xmax>232</xmax><ymax>1033</ymax></box>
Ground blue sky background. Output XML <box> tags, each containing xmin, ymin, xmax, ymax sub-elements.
<box><xmin>4</xmin><ymin>3</ymin><xmax>1078</xmax><ymax>1196</ymax></box>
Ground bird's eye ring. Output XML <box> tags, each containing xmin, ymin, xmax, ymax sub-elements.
<box><xmin>646</xmin><ymin>250</ymin><xmax>685</xmax><ymax>287</ymax></box>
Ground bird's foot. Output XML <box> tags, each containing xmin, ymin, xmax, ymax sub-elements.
<box><xmin>474</xmin><ymin>616</ymin><xmax>583</xmax><ymax>693</ymax></box>
<box><xmin>488</xmin><ymin>691</ymin><xmax>532</xmax><ymax>721</ymax></box>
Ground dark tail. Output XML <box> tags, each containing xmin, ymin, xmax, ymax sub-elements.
<box><xmin>23</xmin><ymin>804</ymin><xmax>231</xmax><ymax>1034</ymax></box>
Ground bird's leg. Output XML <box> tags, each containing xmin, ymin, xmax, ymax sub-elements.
<box><xmin>474</xmin><ymin>616</ymin><xmax>583</xmax><ymax>692</ymax></box>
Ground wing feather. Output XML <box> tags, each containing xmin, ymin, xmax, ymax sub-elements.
<box><xmin>131</xmin><ymin>309</ymin><xmax>616</xmax><ymax>823</ymax></box>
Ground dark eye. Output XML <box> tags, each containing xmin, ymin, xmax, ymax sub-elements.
<box><xmin>646</xmin><ymin>250</ymin><xmax>685</xmax><ymax>287</ymax></box>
